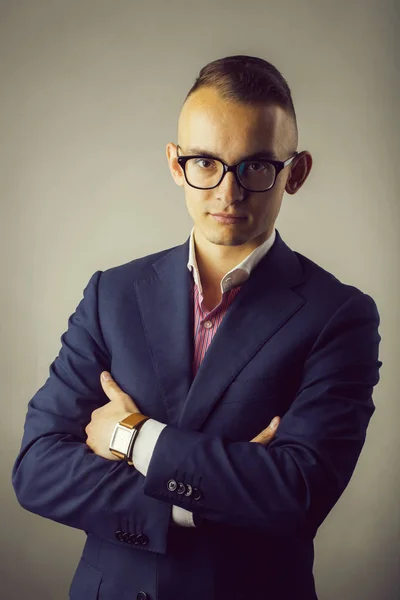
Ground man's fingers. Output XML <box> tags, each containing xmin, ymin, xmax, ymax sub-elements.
<box><xmin>250</xmin><ymin>416</ymin><xmax>280</xmax><ymax>445</ymax></box>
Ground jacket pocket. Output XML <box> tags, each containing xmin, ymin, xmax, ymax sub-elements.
<box><xmin>69</xmin><ymin>557</ymin><xmax>103</xmax><ymax>599</ymax></box>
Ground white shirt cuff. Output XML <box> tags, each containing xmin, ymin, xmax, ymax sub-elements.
<box><xmin>131</xmin><ymin>418</ymin><xmax>167</xmax><ymax>476</ymax></box>
<box><xmin>172</xmin><ymin>505</ymin><xmax>196</xmax><ymax>527</ymax></box>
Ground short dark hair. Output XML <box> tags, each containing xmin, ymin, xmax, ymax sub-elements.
<box><xmin>184</xmin><ymin>55</ymin><xmax>298</xmax><ymax>145</ymax></box>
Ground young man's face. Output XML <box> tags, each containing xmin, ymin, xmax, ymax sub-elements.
<box><xmin>167</xmin><ymin>86</ymin><xmax>305</xmax><ymax>249</ymax></box>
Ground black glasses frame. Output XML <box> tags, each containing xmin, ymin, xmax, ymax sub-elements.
<box><xmin>176</xmin><ymin>145</ymin><xmax>298</xmax><ymax>192</ymax></box>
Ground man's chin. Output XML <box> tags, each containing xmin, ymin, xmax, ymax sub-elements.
<box><xmin>201</xmin><ymin>225</ymin><xmax>250</xmax><ymax>247</ymax></box>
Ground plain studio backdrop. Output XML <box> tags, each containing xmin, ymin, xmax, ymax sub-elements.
<box><xmin>1</xmin><ymin>1</ymin><xmax>399</xmax><ymax>599</ymax></box>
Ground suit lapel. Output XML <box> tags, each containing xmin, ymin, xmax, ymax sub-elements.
<box><xmin>135</xmin><ymin>239</ymin><xmax>194</xmax><ymax>424</ymax></box>
<box><xmin>135</xmin><ymin>230</ymin><xmax>306</xmax><ymax>430</ymax></box>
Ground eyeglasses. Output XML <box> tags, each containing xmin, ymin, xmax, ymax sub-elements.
<box><xmin>176</xmin><ymin>145</ymin><xmax>298</xmax><ymax>192</ymax></box>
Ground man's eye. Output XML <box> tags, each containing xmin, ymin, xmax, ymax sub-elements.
<box><xmin>248</xmin><ymin>161</ymin><xmax>264</xmax><ymax>171</ymax></box>
<box><xmin>195</xmin><ymin>159</ymin><xmax>214</xmax><ymax>168</ymax></box>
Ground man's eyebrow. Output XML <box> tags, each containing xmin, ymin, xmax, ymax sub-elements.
<box><xmin>185</xmin><ymin>147</ymin><xmax>280</xmax><ymax>161</ymax></box>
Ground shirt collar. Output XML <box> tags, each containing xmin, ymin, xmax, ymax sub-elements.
<box><xmin>187</xmin><ymin>226</ymin><xmax>276</xmax><ymax>295</ymax></box>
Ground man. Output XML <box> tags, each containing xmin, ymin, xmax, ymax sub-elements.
<box><xmin>12</xmin><ymin>55</ymin><xmax>382</xmax><ymax>600</ymax></box>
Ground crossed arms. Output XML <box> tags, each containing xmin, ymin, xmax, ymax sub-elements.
<box><xmin>11</xmin><ymin>270</ymin><xmax>382</xmax><ymax>554</ymax></box>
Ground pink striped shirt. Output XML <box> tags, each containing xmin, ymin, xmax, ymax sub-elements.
<box><xmin>191</xmin><ymin>279</ymin><xmax>242</xmax><ymax>377</ymax></box>
<box><xmin>187</xmin><ymin>227</ymin><xmax>277</xmax><ymax>378</ymax></box>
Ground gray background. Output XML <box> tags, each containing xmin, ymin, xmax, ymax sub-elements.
<box><xmin>1</xmin><ymin>0</ymin><xmax>399</xmax><ymax>598</ymax></box>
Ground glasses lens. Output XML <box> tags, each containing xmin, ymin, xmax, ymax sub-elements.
<box><xmin>185</xmin><ymin>158</ymin><xmax>224</xmax><ymax>188</ymax></box>
<box><xmin>238</xmin><ymin>160</ymin><xmax>275</xmax><ymax>191</ymax></box>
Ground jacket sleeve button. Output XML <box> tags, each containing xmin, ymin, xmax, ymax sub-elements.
<box><xmin>122</xmin><ymin>532</ymin><xmax>130</xmax><ymax>542</ymax></box>
<box><xmin>184</xmin><ymin>484</ymin><xmax>193</xmax><ymax>497</ymax></box>
<box><xmin>192</xmin><ymin>487</ymin><xmax>202</xmax><ymax>501</ymax></box>
<box><xmin>128</xmin><ymin>533</ymin><xmax>137</xmax><ymax>544</ymax></box>
<box><xmin>136</xmin><ymin>592</ymin><xmax>149</xmax><ymax>600</ymax></box>
<box><xmin>115</xmin><ymin>530</ymin><xmax>125</xmax><ymax>542</ymax></box>
<box><xmin>176</xmin><ymin>482</ymin><xmax>186</xmax><ymax>495</ymax></box>
<box><xmin>167</xmin><ymin>479</ymin><xmax>177</xmax><ymax>492</ymax></box>
<box><xmin>136</xmin><ymin>534</ymin><xmax>149</xmax><ymax>546</ymax></box>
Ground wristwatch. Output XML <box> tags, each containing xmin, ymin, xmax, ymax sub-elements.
<box><xmin>109</xmin><ymin>413</ymin><xmax>150</xmax><ymax>465</ymax></box>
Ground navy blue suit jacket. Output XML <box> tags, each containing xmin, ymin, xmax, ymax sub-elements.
<box><xmin>12</xmin><ymin>229</ymin><xmax>382</xmax><ymax>600</ymax></box>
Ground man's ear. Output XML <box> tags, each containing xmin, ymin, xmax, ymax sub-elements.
<box><xmin>285</xmin><ymin>151</ymin><xmax>313</xmax><ymax>195</ymax></box>
<box><xmin>166</xmin><ymin>142</ymin><xmax>185</xmax><ymax>187</ymax></box>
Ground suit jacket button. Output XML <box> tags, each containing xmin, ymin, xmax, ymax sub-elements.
<box><xmin>136</xmin><ymin>534</ymin><xmax>149</xmax><ymax>546</ymax></box>
<box><xmin>192</xmin><ymin>487</ymin><xmax>202</xmax><ymax>501</ymax></box>
<box><xmin>128</xmin><ymin>533</ymin><xmax>137</xmax><ymax>544</ymax></box>
<box><xmin>167</xmin><ymin>479</ymin><xmax>177</xmax><ymax>492</ymax></box>
<box><xmin>115</xmin><ymin>530</ymin><xmax>125</xmax><ymax>542</ymax></box>
<box><xmin>122</xmin><ymin>532</ymin><xmax>130</xmax><ymax>542</ymax></box>
<box><xmin>184</xmin><ymin>484</ymin><xmax>193</xmax><ymax>497</ymax></box>
<box><xmin>176</xmin><ymin>482</ymin><xmax>186</xmax><ymax>495</ymax></box>
<box><xmin>136</xmin><ymin>592</ymin><xmax>148</xmax><ymax>600</ymax></box>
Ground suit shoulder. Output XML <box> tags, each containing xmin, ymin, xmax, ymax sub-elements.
<box><xmin>98</xmin><ymin>241</ymin><xmax>184</xmax><ymax>286</ymax></box>
<box><xmin>293</xmin><ymin>249</ymin><xmax>375</xmax><ymax>305</ymax></box>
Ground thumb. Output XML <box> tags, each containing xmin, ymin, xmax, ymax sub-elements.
<box><xmin>100</xmin><ymin>371</ymin><xmax>122</xmax><ymax>401</ymax></box>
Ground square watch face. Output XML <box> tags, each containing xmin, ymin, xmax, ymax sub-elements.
<box><xmin>111</xmin><ymin>425</ymin><xmax>132</xmax><ymax>455</ymax></box>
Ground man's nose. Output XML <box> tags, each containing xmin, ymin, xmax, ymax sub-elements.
<box><xmin>216</xmin><ymin>170</ymin><xmax>244</xmax><ymax>202</ymax></box>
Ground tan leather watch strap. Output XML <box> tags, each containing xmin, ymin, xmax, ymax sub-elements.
<box><xmin>124</xmin><ymin>414</ymin><xmax>150</xmax><ymax>465</ymax></box>
<box><xmin>120</xmin><ymin>413</ymin><xmax>149</xmax><ymax>430</ymax></box>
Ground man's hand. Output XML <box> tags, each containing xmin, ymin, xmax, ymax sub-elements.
<box><xmin>250</xmin><ymin>416</ymin><xmax>280</xmax><ymax>445</ymax></box>
<box><xmin>85</xmin><ymin>371</ymin><xmax>142</xmax><ymax>460</ymax></box>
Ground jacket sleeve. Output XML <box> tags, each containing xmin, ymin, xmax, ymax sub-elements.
<box><xmin>11</xmin><ymin>271</ymin><xmax>172</xmax><ymax>554</ymax></box>
<box><xmin>142</xmin><ymin>291</ymin><xmax>383</xmax><ymax>538</ymax></box>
